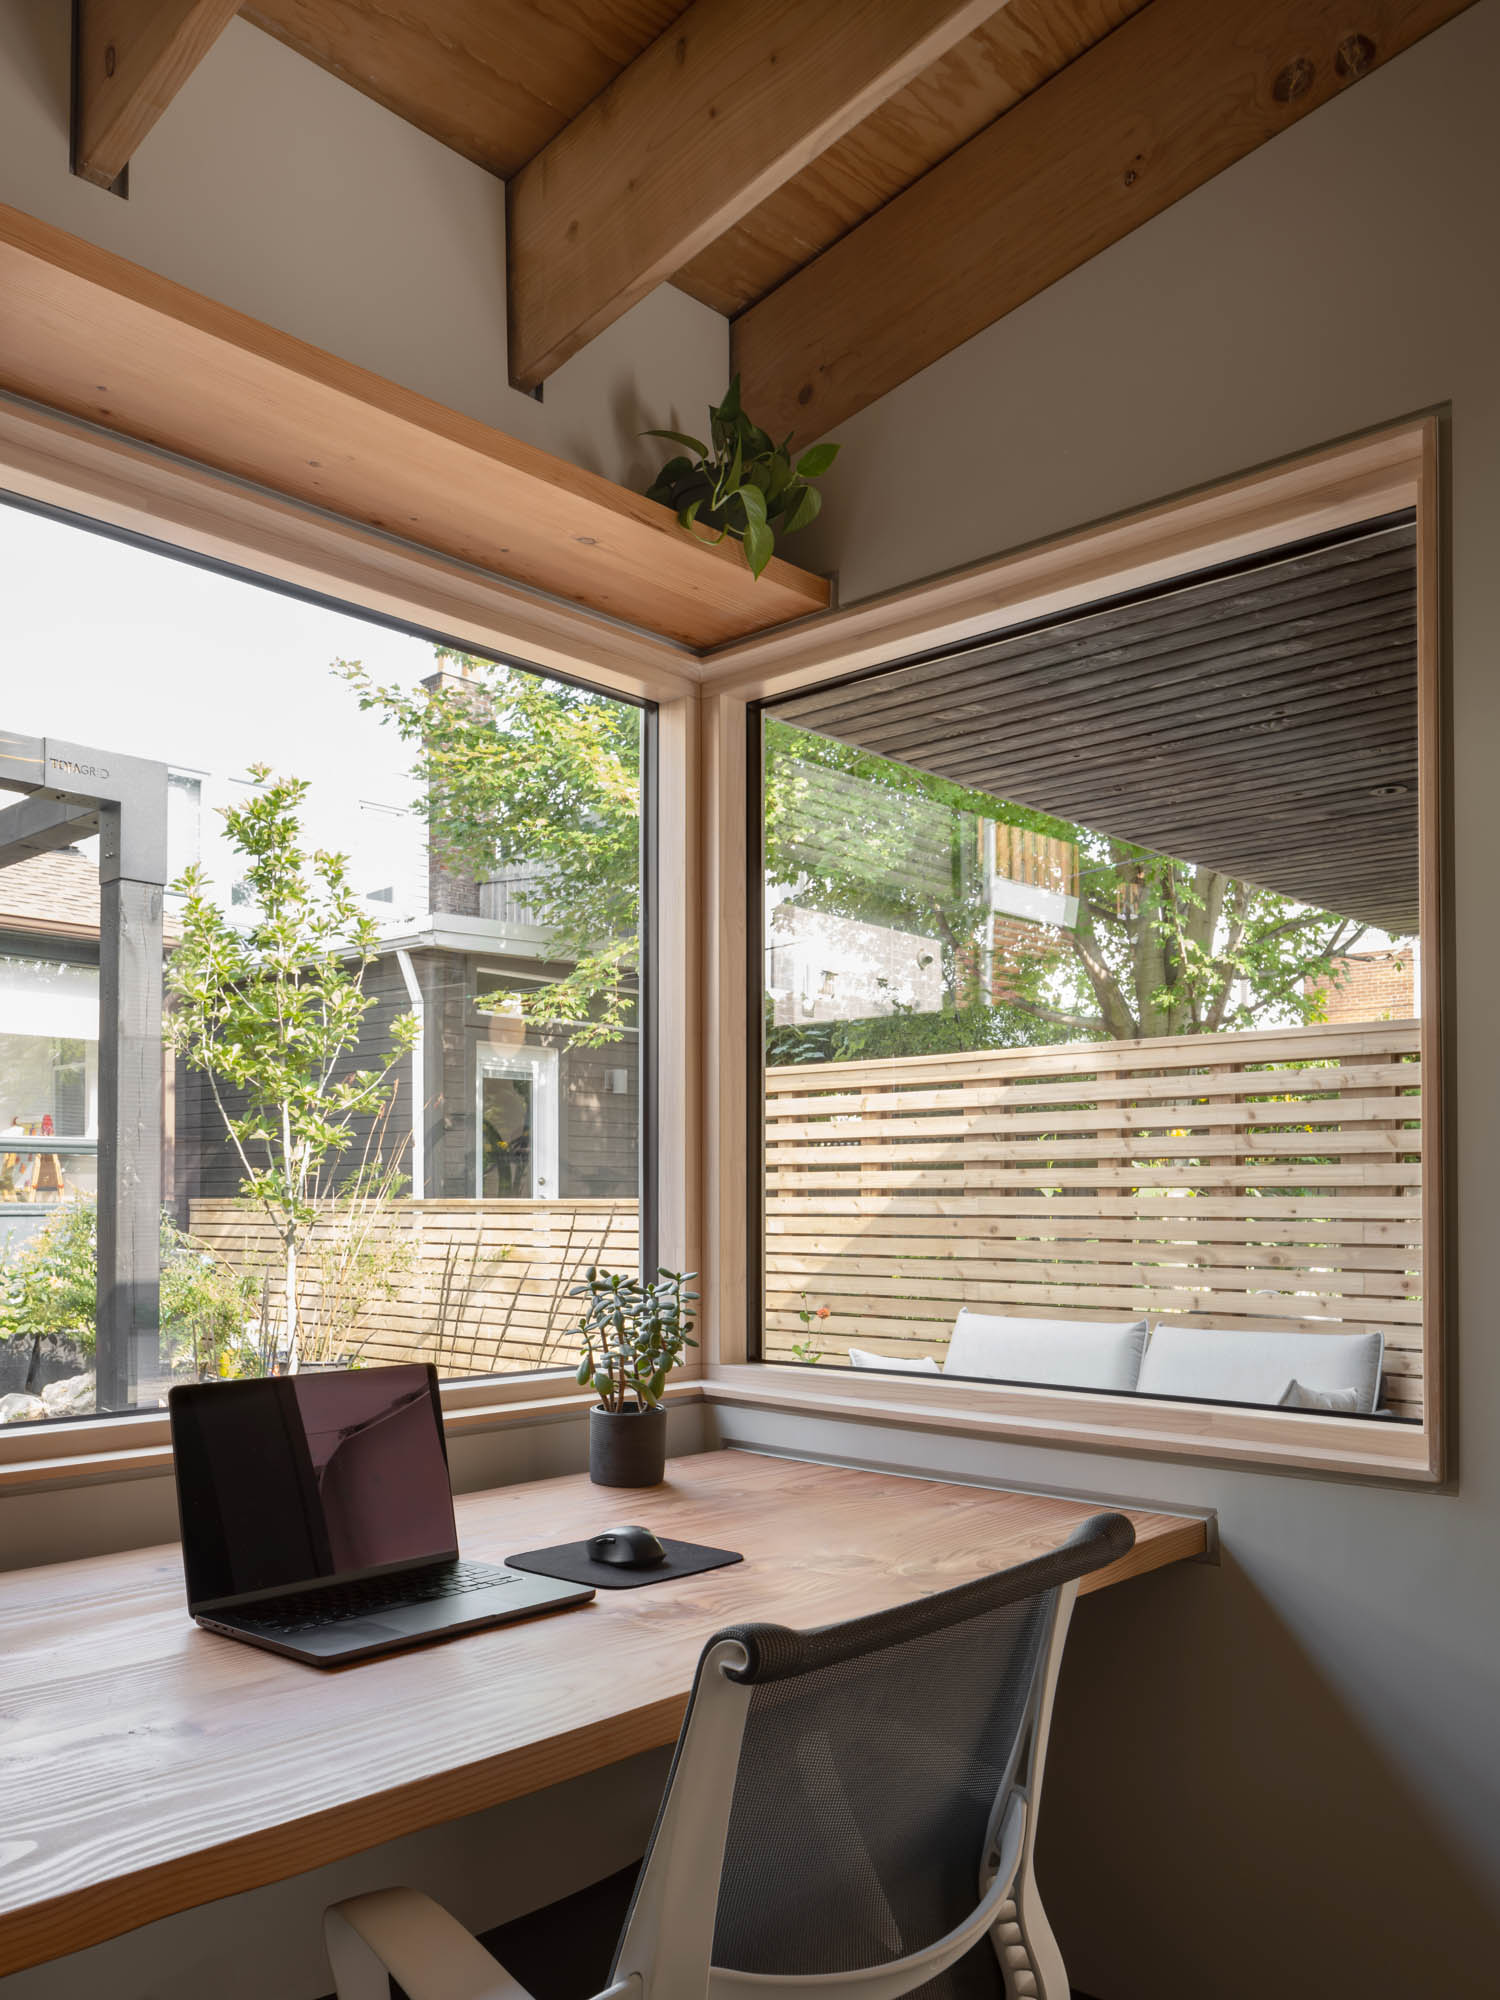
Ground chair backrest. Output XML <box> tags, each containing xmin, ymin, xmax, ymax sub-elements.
<box><xmin>611</xmin><ymin>1511</ymin><xmax>1134</xmax><ymax>2000</ymax></box>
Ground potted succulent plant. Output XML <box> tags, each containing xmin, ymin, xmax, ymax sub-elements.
<box><xmin>643</xmin><ymin>376</ymin><xmax>840</xmax><ymax>579</ymax></box>
<box><xmin>572</xmin><ymin>1266</ymin><xmax>698</xmax><ymax>1487</ymax></box>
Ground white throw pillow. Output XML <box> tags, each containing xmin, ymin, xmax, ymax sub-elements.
<box><xmin>847</xmin><ymin>1347</ymin><xmax>941</xmax><ymax>1373</ymax></box>
<box><xmin>942</xmin><ymin>1312</ymin><xmax>1149</xmax><ymax>1393</ymax></box>
<box><xmin>1137</xmin><ymin>1324</ymin><xmax>1383</xmax><ymax>1415</ymax></box>
<box><xmin>1279</xmin><ymin>1378</ymin><xmax>1361</xmax><ymax>1414</ymax></box>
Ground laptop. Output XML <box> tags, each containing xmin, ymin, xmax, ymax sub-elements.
<box><xmin>168</xmin><ymin>1362</ymin><xmax>593</xmax><ymax>1665</ymax></box>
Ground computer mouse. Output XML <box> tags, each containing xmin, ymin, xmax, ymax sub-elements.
<box><xmin>587</xmin><ymin>1525</ymin><xmax>667</xmax><ymax>1569</ymax></box>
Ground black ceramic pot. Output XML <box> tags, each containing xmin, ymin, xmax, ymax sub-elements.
<box><xmin>589</xmin><ymin>1402</ymin><xmax>668</xmax><ymax>1487</ymax></box>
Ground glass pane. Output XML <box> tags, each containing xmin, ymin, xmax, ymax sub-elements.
<box><xmin>482</xmin><ymin>1076</ymin><xmax>534</xmax><ymax>1198</ymax></box>
<box><xmin>759</xmin><ymin>519</ymin><xmax>1422</xmax><ymax>1423</ymax></box>
<box><xmin>0</xmin><ymin>497</ymin><xmax>646</xmax><ymax>1426</ymax></box>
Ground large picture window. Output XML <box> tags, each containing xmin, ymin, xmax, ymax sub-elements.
<box><xmin>752</xmin><ymin>516</ymin><xmax>1429</xmax><ymax>1429</ymax></box>
<box><xmin>0</xmin><ymin>499</ymin><xmax>650</xmax><ymax>1426</ymax></box>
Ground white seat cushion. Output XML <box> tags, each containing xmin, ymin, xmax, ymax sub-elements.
<box><xmin>1280</xmin><ymin>1378</ymin><xmax>1361</xmax><ymax>1414</ymax></box>
<box><xmin>1137</xmin><ymin>1324</ymin><xmax>1384</xmax><ymax>1415</ymax></box>
<box><xmin>943</xmin><ymin>1312</ymin><xmax>1149</xmax><ymax>1392</ymax></box>
<box><xmin>847</xmin><ymin>1347</ymin><xmax>941</xmax><ymax>1373</ymax></box>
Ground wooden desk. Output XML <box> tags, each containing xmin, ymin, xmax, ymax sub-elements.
<box><xmin>0</xmin><ymin>1451</ymin><xmax>1208</xmax><ymax>1976</ymax></box>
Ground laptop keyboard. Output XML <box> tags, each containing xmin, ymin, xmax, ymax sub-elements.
<box><xmin>236</xmin><ymin>1560</ymin><xmax>519</xmax><ymax>1635</ymax></box>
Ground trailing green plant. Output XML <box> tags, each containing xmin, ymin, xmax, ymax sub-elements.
<box><xmin>571</xmin><ymin>1267</ymin><xmax>698</xmax><ymax>1412</ymax></box>
<box><xmin>643</xmin><ymin>376</ymin><xmax>839</xmax><ymax>579</ymax></box>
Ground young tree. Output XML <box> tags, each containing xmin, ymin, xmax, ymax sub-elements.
<box><xmin>340</xmin><ymin>651</ymin><xmax>641</xmax><ymax>1045</ymax></box>
<box><xmin>166</xmin><ymin>767</ymin><xmax>416</xmax><ymax>1369</ymax></box>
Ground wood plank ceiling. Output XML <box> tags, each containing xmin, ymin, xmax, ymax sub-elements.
<box><xmin>770</xmin><ymin>520</ymin><xmax>1420</xmax><ymax>934</ymax></box>
<box><xmin>83</xmin><ymin>3</ymin><xmax>1477</xmax><ymax>437</ymax></box>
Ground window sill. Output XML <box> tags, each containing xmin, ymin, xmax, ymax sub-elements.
<box><xmin>0</xmin><ymin>1376</ymin><xmax>706</xmax><ymax>1493</ymax></box>
<box><xmin>702</xmin><ymin>1364</ymin><xmax>1440</xmax><ymax>1484</ymax></box>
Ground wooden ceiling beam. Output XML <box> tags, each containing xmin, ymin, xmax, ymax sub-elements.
<box><xmin>72</xmin><ymin>0</ymin><xmax>243</xmax><ymax>189</ymax></box>
<box><xmin>732</xmin><ymin>0</ymin><xmax>1479</xmax><ymax>446</ymax></box>
<box><xmin>505</xmin><ymin>0</ymin><xmax>1012</xmax><ymax>392</ymax></box>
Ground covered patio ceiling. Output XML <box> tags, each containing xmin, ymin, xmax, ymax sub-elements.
<box><xmin>773</xmin><ymin>517</ymin><xmax>1419</xmax><ymax>935</ymax></box>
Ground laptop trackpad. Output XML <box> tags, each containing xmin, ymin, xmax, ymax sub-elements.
<box><xmin>286</xmin><ymin>1618</ymin><xmax>413</xmax><ymax>1653</ymax></box>
<box><xmin>382</xmin><ymin>1596</ymin><xmax>496</xmax><ymax>1635</ymax></box>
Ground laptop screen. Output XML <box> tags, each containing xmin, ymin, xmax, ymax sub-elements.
<box><xmin>169</xmin><ymin>1364</ymin><xmax>458</xmax><ymax>1608</ymax></box>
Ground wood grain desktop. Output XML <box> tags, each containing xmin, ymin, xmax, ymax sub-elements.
<box><xmin>0</xmin><ymin>1450</ymin><xmax>1208</xmax><ymax>1976</ymax></box>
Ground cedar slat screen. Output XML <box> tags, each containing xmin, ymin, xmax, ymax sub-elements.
<box><xmin>189</xmin><ymin>1199</ymin><xmax>638</xmax><ymax>1378</ymax></box>
<box><xmin>763</xmin><ymin>1019</ymin><xmax>1421</xmax><ymax>1417</ymax></box>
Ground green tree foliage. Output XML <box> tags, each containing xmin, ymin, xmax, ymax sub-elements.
<box><xmin>764</xmin><ymin>719</ymin><xmax>1391</xmax><ymax>1055</ymax></box>
<box><xmin>765</xmin><ymin>1000</ymin><xmax>1074</xmax><ymax>1067</ymax></box>
<box><xmin>0</xmin><ymin>1201</ymin><xmax>260</xmax><ymax>1377</ymax></box>
<box><xmin>165</xmin><ymin>767</ymin><xmax>415</xmax><ymax>1368</ymax></box>
<box><xmin>1028</xmin><ymin>836</ymin><xmax>1374</xmax><ymax>1041</ymax></box>
<box><xmin>341</xmin><ymin>651</ymin><xmax>642</xmax><ymax>1045</ymax></box>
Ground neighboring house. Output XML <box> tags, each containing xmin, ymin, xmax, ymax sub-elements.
<box><xmin>172</xmin><ymin>907</ymin><xmax>641</xmax><ymax>1208</ymax></box>
<box><xmin>0</xmin><ymin>847</ymin><xmax>104</xmax><ymax>1255</ymax></box>
<box><xmin>175</xmin><ymin>664</ymin><xmax>640</xmax><ymax>1212</ymax></box>
<box><xmin>1310</xmin><ymin>947</ymin><xmax>1419</xmax><ymax>1024</ymax></box>
<box><xmin>1</xmin><ymin>753</ymin><xmax>639</xmax><ymax>1235</ymax></box>
<box><xmin>765</xmin><ymin>758</ymin><xmax>1079</xmax><ymax>1026</ymax></box>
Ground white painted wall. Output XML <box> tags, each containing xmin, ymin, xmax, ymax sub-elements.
<box><xmin>782</xmin><ymin>6</ymin><xmax>1500</xmax><ymax>1996</ymax></box>
<box><xmin>0</xmin><ymin>1</ymin><xmax>727</xmax><ymax>490</ymax></box>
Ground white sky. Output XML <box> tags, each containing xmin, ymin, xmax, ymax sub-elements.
<box><xmin>0</xmin><ymin>498</ymin><xmax>444</xmax><ymax>918</ymax></box>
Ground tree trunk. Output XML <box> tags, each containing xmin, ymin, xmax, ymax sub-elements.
<box><xmin>284</xmin><ymin>1233</ymin><xmax>300</xmax><ymax>1373</ymax></box>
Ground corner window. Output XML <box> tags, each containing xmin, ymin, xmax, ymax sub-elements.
<box><xmin>0</xmin><ymin>499</ymin><xmax>650</xmax><ymax>1426</ymax></box>
<box><xmin>752</xmin><ymin>514</ymin><xmax>1431</xmax><ymax>1432</ymax></box>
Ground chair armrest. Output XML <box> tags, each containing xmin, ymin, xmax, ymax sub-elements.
<box><xmin>324</xmin><ymin>1886</ymin><xmax>537</xmax><ymax>2000</ymax></box>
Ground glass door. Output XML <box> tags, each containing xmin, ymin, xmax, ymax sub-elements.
<box><xmin>476</xmin><ymin>1046</ymin><xmax>559</xmax><ymax>1198</ymax></box>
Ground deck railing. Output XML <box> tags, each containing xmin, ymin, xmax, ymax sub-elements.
<box><xmin>764</xmin><ymin>1018</ymin><xmax>1423</xmax><ymax>1417</ymax></box>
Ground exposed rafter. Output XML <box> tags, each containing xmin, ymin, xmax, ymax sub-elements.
<box><xmin>732</xmin><ymin>0</ymin><xmax>1479</xmax><ymax>445</ymax></box>
<box><xmin>505</xmin><ymin>0</ymin><xmax>1011</xmax><ymax>391</ymax></box>
<box><xmin>72</xmin><ymin>0</ymin><xmax>242</xmax><ymax>190</ymax></box>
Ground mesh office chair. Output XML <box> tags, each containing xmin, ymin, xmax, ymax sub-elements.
<box><xmin>325</xmin><ymin>1511</ymin><xmax>1134</xmax><ymax>2000</ymax></box>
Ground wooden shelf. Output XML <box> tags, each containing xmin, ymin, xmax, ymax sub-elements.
<box><xmin>0</xmin><ymin>204</ymin><xmax>829</xmax><ymax>649</ymax></box>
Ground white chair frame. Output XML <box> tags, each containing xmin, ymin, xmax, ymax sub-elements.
<box><xmin>325</xmin><ymin>1575</ymin><xmax>1083</xmax><ymax>2000</ymax></box>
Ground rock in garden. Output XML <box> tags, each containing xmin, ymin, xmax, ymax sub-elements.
<box><xmin>0</xmin><ymin>1392</ymin><xmax>46</xmax><ymax>1424</ymax></box>
<box><xmin>41</xmin><ymin>1373</ymin><xmax>96</xmax><ymax>1415</ymax></box>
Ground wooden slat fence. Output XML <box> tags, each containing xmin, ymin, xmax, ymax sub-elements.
<box><xmin>188</xmin><ymin>1199</ymin><xmax>639</xmax><ymax>1377</ymax></box>
<box><xmin>764</xmin><ymin>1019</ymin><xmax>1424</xmax><ymax>1417</ymax></box>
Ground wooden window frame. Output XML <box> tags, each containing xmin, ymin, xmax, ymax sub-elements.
<box><xmin>0</xmin><ymin>395</ymin><xmax>1447</xmax><ymax>1490</ymax></box>
<box><xmin>700</xmin><ymin>412</ymin><xmax>1449</xmax><ymax>1484</ymax></box>
<box><xmin>0</xmin><ymin>393</ymin><xmax>704</xmax><ymax>1491</ymax></box>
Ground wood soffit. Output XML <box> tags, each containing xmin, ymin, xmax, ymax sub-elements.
<box><xmin>775</xmin><ymin>518</ymin><xmax>1421</xmax><ymax>932</ymax></box>
<box><xmin>230</xmin><ymin>0</ymin><xmax>1476</xmax><ymax>424</ymax></box>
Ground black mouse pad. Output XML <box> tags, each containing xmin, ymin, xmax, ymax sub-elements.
<box><xmin>505</xmin><ymin>1537</ymin><xmax>743</xmax><ymax>1590</ymax></box>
